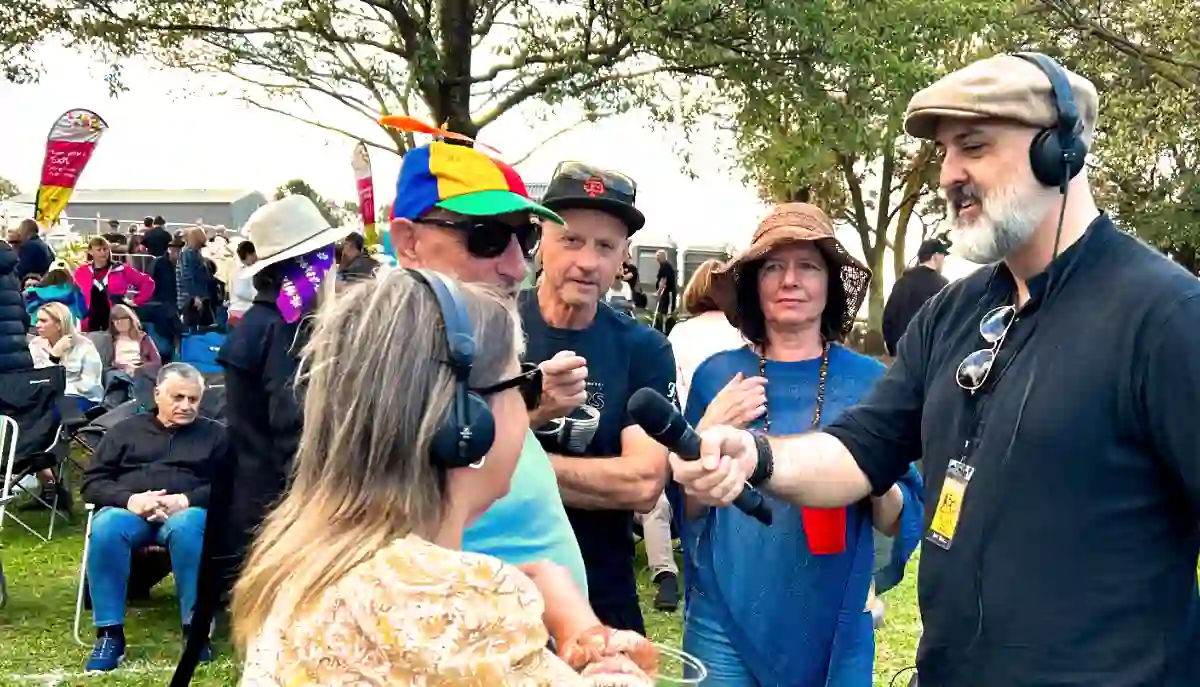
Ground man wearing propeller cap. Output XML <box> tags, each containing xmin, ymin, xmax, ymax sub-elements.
<box><xmin>383</xmin><ymin>124</ymin><xmax>590</xmax><ymax>597</ymax></box>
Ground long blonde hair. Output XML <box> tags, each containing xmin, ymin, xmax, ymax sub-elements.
<box><xmin>107</xmin><ymin>303</ymin><xmax>144</xmax><ymax>340</ymax></box>
<box><xmin>231</xmin><ymin>270</ymin><xmax>520</xmax><ymax>650</ymax></box>
<box><xmin>38</xmin><ymin>302</ymin><xmax>84</xmax><ymax>346</ymax></box>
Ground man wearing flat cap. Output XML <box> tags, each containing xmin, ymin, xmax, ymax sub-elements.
<box><xmin>671</xmin><ymin>53</ymin><xmax>1200</xmax><ymax>686</ymax></box>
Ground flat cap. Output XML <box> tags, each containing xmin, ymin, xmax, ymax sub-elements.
<box><xmin>905</xmin><ymin>54</ymin><xmax>1099</xmax><ymax>146</ymax></box>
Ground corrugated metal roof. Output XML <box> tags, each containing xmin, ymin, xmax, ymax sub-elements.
<box><xmin>526</xmin><ymin>182</ymin><xmax>548</xmax><ymax>201</ymax></box>
<box><xmin>8</xmin><ymin>188</ymin><xmax>264</xmax><ymax>205</ymax></box>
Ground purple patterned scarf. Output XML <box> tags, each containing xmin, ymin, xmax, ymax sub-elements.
<box><xmin>276</xmin><ymin>245</ymin><xmax>335</xmax><ymax>323</ymax></box>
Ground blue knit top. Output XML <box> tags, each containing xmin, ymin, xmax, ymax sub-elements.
<box><xmin>678</xmin><ymin>344</ymin><xmax>924</xmax><ymax>686</ymax></box>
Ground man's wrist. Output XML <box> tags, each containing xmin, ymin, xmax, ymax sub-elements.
<box><xmin>747</xmin><ymin>430</ymin><xmax>774</xmax><ymax>487</ymax></box>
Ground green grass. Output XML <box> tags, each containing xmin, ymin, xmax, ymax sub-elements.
<box><xmin>1</xmin><ymin>497</ymin><xmax>921</xmax><ymax>686</ymax></box>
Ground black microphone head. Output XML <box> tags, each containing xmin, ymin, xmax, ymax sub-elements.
<box><xmin>628</xmin><ymin>387</ymin><xmax>688</xmax><ymax>446</ymax></box>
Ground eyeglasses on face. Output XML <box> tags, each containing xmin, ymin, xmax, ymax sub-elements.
<box><xmin>474</xmin><ymin>362</ymin><xmax>542</xmax><ymax>410</ymax></box>
<box><xmin>552</xmin><ymin>161</ymin><xmax>637</xmax><ymax>198</ymax></box>
<box><xmin>415</xmin><ymin>217</ymin><xmax>541</xmax><ymax>260</ymax></box>
<box><xmin>956</xmin><ymin>304</ymin><xmax>1017</xmax><ymax>392</ymax></box>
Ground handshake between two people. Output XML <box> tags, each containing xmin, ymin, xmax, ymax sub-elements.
<box><xmin>126</xmin><ymin>490</ymin><xmax>190</xmax><ymax>523</ymax></box>
<box><xmin>672</xmin><ymin>372</ymin><xmax>766</xmax><ymax>508</ymax></box>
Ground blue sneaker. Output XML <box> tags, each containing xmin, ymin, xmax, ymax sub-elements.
<box><xmin>198</xmin><ymin>641</ymin><xmax>213</xmax><ymax>663</ymax></box>
<box><xmin>85</xmin><ymin>635</ymin><xmax>125</xmax><ymax>673</ymax></box>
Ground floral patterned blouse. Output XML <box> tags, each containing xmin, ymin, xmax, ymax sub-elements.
<box><xmin>239</xmin><ymin>534</ymin><xmax>652</xmax><ymax>686</ymax></box>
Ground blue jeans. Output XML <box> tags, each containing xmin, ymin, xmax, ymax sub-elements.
<box><xmin>683</xmin><ymin>590</ymin><xmax>758</xmax><ymax>686</ymax></box>
<box><xmin>88</xmin><ymin>506</ymin><xmax>206</xmax><ymax>628</ymax></box>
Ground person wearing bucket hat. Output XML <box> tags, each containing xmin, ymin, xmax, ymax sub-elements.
<box><xmin>670</xmin><ymin>203</ymin><xmax>923</xmax><ymax>685</ymax></box>
<box><xmin>175</xmin><ymin>194</ymin><xmax>352</xmax><ymax>684</ymax></box>
<box><xmin>376</xmin><ymin>121</ymin><xmax>590</xmax><ymax>604</ymax></box>
<box><xmin>519</xmin><ymin>161</ymin><xmax>675</xmax><ymax>636</ymax></box>
<box><xmin>670</xmin><ymin>54</ymin><xmax>1200</xmax><ymax>687</ymax></box>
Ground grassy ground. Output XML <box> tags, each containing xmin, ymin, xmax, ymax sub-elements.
<box><xmin>1</xmin><ymin>502</ymin><xmax>921</xmax><ymax>686</ymax></box>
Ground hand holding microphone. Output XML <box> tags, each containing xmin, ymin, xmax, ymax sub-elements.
<box><xmin>628</xmin><ymin>388</ymin><xmax>772</xmax><ymax>526</ymax></box>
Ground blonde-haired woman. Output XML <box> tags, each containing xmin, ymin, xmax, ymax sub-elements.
<box><xmin>29</xmin><ymin>302</ymin><xmax>104</xmax><ymax>410</ymax></box>
<box><xmin>234</xmin><ymin>270</ymin><xmax>657</xmax><ymax>686</ymax></box>
<box><xmin>102</xmin><ymin>304</ymin><xmax>163</xmax><ymax>375</ymax></box>
<box><xmin>74</xmin><ymin>235</ymin><xmax>155</xmax><ymax>331</ymax></box>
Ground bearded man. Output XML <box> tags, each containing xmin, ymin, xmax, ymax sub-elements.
<box><xmin>668</xmin><ymin>53</ymin><xmax>1200</xmax><ymax>686</ymax></box>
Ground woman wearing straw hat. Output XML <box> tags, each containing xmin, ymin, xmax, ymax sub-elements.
<box><xmin>674</xmin><ymin>203</ymin><xmax>924</xmax><ymax>686</ymax></box>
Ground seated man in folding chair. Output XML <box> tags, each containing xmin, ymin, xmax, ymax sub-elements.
<box><xmin>79</xmin><ymin>362</ymin><xmax>227</xmax><ymax>673</ymax></box>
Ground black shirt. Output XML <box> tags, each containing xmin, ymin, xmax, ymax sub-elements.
<box><xmin>882</xmin><ymin>265</ymin><xmax>949</xmax><ymax>356</ymax></box>
<box><xmin>518</xmin><ymin>292</ymin><xmax>676</xmax><ymax>628</ymax></box>
<box><xmin>826</xmin><ymin>216</ymin><xmax>1200</xmax><ymax>686</ymax></box>
<box><xmin>143</xmin><ymin>226</ymin><xmax>172</xmax><ymax>257</ymax></box>
<box><xmin>656</xmin><ymin>261</ymin><xmax>677</xmax><ymax>309</ymax></box>
<box><xmin>81</xmin><ymin>413</ymin><xmax>227</xmax><ymax>510</ymax></box>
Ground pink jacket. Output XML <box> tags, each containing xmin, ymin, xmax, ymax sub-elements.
<box><xmin>74</xmin><ymin>262</ymin><xmax>155</xmax><ymax>330</ymax></box>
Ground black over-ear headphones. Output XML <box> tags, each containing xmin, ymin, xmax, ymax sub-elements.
<box><xmin>1013</xmin><ymin>52</ymin><xmax>1089</xmax><ymax>192</ymax></box>
<box><xmin>406</xmin><ymin>268</ymin><xmax>496</xmax><ymax>469</ymax></box>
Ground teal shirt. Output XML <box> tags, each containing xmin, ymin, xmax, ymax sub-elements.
<box><xmin>462</xmin><ymin>430</ymin><xmax>588</xmax><ymax>596</ymax></box>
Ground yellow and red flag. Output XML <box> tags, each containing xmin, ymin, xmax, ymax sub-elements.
<box><xmin>35</xmin><ymin>108</ymin><xmax>108</xmax><ymax>227</ymax></box>
<box><xmin>350</xmin><ymin>141</ymin><xmax>378</xmax><ymax>245</ymax></box>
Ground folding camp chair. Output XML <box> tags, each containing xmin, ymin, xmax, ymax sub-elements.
<box><xmin>0</xmin><ymin>492</ymin><xmax>12</xmax><ymax>609</ymax></box>
<box><xmin>0</xmin><ymin>366</ymin><xmax>78</xmax><ymax>542</ymax></box>
<box><xmin>73</xmin><ymin>503</ymin><xmax>175</xmax><ymax>647</ymax></box>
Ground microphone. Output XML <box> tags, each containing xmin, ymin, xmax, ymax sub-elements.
<box><xmin>628</xmin><ymin>388</ymin><xmax>772</xmax><ymax>526</ymax></box>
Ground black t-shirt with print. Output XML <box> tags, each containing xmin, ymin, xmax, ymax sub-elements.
<box><xmin>519</xmin><ymin>291</ymin><xmax>676</xmax><ymax>631</ymax></box>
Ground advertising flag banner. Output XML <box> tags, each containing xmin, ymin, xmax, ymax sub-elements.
<box><xmin>35</xmin><ymin>108</ymin><xmax>108</xmax><ymax>227</ymax></box>
<box><xmin>350</xmin><ymin>141</ymin><xmax>377</xmax><ymax>245</ymax></box>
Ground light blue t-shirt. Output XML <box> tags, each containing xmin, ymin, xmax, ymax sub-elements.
<box><xmin>462</xmin><ymin>430</ymin><xmax>588</xmax><ymax>596</ymax></box>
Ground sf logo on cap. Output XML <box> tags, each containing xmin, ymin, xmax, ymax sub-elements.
<box><xmin>582</xmin><ymin>177</ymin><xmax>605</xmax><ymax>197</ymax></box>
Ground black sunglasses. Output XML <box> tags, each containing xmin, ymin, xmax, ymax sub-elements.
<box><xmin>474</xmin><ymin>362</ymin><xmax>542</xmax><ymax>410</ymax></box>
<box><xmin>552</xmin><ymin>161</ymin><xmax>637</xmax><ymax>199</ymax></box>
<box><xmin>416</xmin><ymin>217</ymin><xmax>541</xmax><ymax>259</ymax></box>
<box><xmin>956</xmin><ymin>304</ymin><xmax>1017</xmax><ymax>392</ymax></box>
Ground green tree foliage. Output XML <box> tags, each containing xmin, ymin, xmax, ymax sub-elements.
<box><xmin>1026</xmin><ymin>1</ymin><xmax>1199</xmax><ymax>271</ymax></box>
<box><xmin>274</xmin><ymin>179</ymin><xmax>356</xmax><ymax>228</ymax></box>
<box><xmin>1</xmin><ymin>0</ymin><xmax>817</xmax><ymax>157</ymax></box>
<box><xmin>0</xmin><ymin>176</ymin><xmax>18</xmax><ymax>200</ymax></box>
<box><xmin>713</xmin><ymin>0</ymin><xmax>1014</xmax><ymax>330</ymax></box>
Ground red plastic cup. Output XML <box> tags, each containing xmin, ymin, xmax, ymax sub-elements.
<box><xmin>802</xmin><ymin>506</ymin><xmax>846</xmax><ymax>555</ymax></box>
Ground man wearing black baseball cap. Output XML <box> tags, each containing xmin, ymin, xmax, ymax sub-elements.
<box><xmin>882</xmin><ymin>237</ymin><xmax>950</xmax><ymax>356</ymax></box>
<box><xmin>520</xmin><ymin>161</ymin><xmax>676</xmax><ymax>634</ymax></box>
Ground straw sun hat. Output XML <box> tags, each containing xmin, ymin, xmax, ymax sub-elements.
<box><xmin>710</xmin><ymin>202</ymin><xmax>871</xmax><ymax>341</ymax></box>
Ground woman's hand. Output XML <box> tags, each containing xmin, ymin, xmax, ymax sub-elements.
<box><xmin>697</xmin><ymin>372</ymin><xmax>767</xmax><ymax>432</ymax></box>
<box><xmin>49</xmin><ymin>336</ymin><xmax>73</xmax><ymax>360</ymax></box>
<box><xmin>561</xmin><ymin>626</ymin><xmax>658</xmax><ymax>678</ymax></box>
<box><xmin>516</xmin><ymin>561</ymin><xmax>597</xmax><ymax>648</ymax></box>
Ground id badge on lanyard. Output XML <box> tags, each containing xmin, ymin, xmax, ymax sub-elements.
<box><xmin>926</xmin><ymin>459</ymin><xmax>975</xmax><ymax>550</ymax></box>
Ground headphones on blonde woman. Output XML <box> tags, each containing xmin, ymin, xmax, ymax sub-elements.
<box><xmin>405</xmin><ymin>268</ymin><xmax>496</xmax><ymax>469</ymax></box>
<box><xmin>1013</xmin><ymin>52</ymin><xmax>1089</xmax><ymax>192</ymax></box>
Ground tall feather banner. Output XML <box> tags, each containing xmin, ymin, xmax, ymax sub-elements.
<box><xmin>350</xmin><ymin>141</ymin><xmax>377</xmax><ymax>245</ymax></box>
<box><xmin>35</xmin><ymin>109</ymin><xmax>108</xmax><ymax>227</ymax></box>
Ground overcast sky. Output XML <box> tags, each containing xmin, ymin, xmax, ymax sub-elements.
<box><xmin>1</xmin><ymin>47</ymin><xmax>982</xmax><ymax>285</ymax></box>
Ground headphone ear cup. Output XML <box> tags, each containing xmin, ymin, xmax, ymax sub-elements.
<box><xmin>1029</xmin><ymin>128</ymin><xmax>1088</xmax><ymax>188</ymax></box>
<box><xmin>1028</xmin><ymin>128</ymin><xmax>1064</xmax><ymax>188</ymax></box>
<box><xmin>457</xmin><ymin>391</ymin><xmax>496</xmax><ymax>465</ymax></box>
<box><xmin>430</xmin><ymin>390</ymin><xmax>496</xmax><ymax>469</ymax></box>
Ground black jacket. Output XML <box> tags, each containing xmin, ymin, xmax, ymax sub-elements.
<box><xmin>882</xmin><ymin>265</ymin><xmax>949</xmax><ymax>356</ymax></box>
<box><xmin>0</xmin><ymin>243</ymin><xmax>34</xmax><ymax>372</ymax></box>
<box><xmin>81</xmin><ymin>413</ymin><xmax>227</xmax><ymax>509</ymax></box>
<box><xmin>178</xmin><ymin>291</ymin><xmax>306</xmax><ymax>687</ymax></box>
<box><xmin>341</xmin><ymin>253</ymin><xmax>379</xmax><ymax>281</ymax></box>
<box><xmin>17</xmin><ymin>236</ymin><xmax>54</xmax><ymax>280</ymax></box>
<box><xmin>142</xmin><ymin>227</ymin><xmax>172</xmax><ymax>258</ymax></box>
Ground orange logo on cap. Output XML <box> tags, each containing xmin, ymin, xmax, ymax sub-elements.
<box><xmin>582</xmin><ymin>177</ymin><xmax>605</xmax><ymax>197</ymax></box>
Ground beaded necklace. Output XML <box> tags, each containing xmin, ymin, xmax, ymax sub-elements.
<box><xmin>758</xmin><ymin>342</ymin><xmax>830</xmax><ymax>433</ymax></box>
